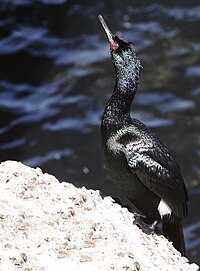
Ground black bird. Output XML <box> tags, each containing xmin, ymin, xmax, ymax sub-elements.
<box><xmin>99</xmin><ymin>15</ymin><xmax>188</xmax><ymax>255</ymax></box>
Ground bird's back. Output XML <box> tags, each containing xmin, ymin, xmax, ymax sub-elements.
<box><xmin>101</xmin><ymin>117</ymin><xmax>188</xmax><ymax>220</ymax></box>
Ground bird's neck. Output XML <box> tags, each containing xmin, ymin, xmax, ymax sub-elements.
<box><xmin>102</xmin><ymin>65</ymin><xmax>140</xmax><ymax>127</ymax></box>
<box><xmin>115</xmin><ymin>65</ymin><xmax>139</xmax><ymax>95</ymax></box>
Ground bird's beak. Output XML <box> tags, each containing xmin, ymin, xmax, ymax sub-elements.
<box><xmin>98</xmin><ymin>15</ymin><xmax>119</xmax><ymax>51</ymax></box>
<box><xmin>98</xmin><ymin>15</ymin><xmax>115</xmax><ymax>43</ymax></box>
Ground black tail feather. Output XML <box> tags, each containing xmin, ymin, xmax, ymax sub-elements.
<box><xmin>162</xmin><ymin>218</ymin><xmax>186</xmax><ymax>256</ymax></box>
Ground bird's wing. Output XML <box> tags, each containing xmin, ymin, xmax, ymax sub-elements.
<box><xmin>116</xmin><ymin>123</ymin><xmax>188</xmax><ymax>218</ymax></box>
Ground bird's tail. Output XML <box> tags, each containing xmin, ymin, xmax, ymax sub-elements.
<box><xmin>162</xmin><ymin>218</ymin><xmax>186</xmax><ymax>256</ymax></box>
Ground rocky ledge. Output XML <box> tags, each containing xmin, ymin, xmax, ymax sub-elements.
<box><xmin>0</xmin><ymin>161</ymin><xmax>199</xmax><ymax>271</ymax></box>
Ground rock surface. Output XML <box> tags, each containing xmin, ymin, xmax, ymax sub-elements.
<box><xmin>0</xmin><ymin>160</ymin><xmax>199</xmax><ymax>271</ymax></box>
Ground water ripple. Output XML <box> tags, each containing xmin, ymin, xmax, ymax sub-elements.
<box><xmin>0</xmin><ymin>138</ymin><xmax>26</xmax><ymax>150</ymax></box>
<box><xmin>136</xmin><ymin>92</ymin><xmax>195</xmax><ymax>113</ymax></box>
<box><xmin>186</xmin><ymin>66</ymin><xmax>200</xmax><ymax>77</ymax></box>
<box><xmin>23</xmin><ymin>148</ymin><xmax>73</xmax><ymax>167</ymax></box>
<box><xmin>0</xmin><ymin>79</ymin><xmax>67</xmax><ymax>113</ymax></box>
<box><xmin>0</xmin><ymin>27</ymin><xmax>47</xmax><ymax>54</ymax></box>
<box><xmin>0</xmin><ymin>0</ymin><xmax>66</xmax><ymax>6</ymax></box>
<box><xmin>43</xmin><ymin>109</ymin><xmax>102</xmax><ymax>133</ymax></box>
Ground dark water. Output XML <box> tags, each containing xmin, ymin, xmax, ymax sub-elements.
<box><xmin>0</xmin><ymin>0</ymin><xmax>200</xmax><ymax>264</ymax></box>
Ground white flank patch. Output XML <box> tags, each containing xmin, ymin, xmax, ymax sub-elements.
<box><xmin>157</xmin><ymin>199</ymin><xmax>172</xmax><ymax>219</ymax></box>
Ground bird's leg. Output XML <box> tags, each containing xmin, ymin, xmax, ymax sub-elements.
<box><xmin>133</xmin><ymin>213</ymin><xmax>159</xmax><ymax>234</ymax></box>
<box><xmin>114</xmin><ymin>197</ymin><xmax>135</xmax><ymax>213</ymax></box>
<box><xmin>114</xmin><ymin>197</ymin><xmax>159</xmax><ymax>234</ymax></box>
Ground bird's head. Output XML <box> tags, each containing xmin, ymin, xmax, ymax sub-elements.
<box><xmin>98</xmin><ymin>15</ymin><xmax>141</xmax><ymax>92</ymax></box>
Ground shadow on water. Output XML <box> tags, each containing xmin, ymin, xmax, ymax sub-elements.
<box><xmin>0</xmin><ymin>0</ymin><xmax>200</xmax><ymax>264</ymax></box>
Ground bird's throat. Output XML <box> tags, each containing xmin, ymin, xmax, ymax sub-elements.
<box><xmin>112</xmin><ymin>50</ymin><xmax>141</xmax><ymax>95</ymax></box>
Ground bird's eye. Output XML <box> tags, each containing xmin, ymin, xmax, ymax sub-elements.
<box><xmin>110</xmin><ymin>41</ymin><xmax>119</xmax><ymax>51</ymax></box>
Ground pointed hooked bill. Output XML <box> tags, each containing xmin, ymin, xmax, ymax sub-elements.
<box><xmin>98</xmin><ymin>15</ymin><xmax>119</xmax><ymax>51</ymax></box>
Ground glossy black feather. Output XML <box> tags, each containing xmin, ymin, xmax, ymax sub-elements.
<box><xmin>127</xmin><ymin>119</ymin><xmax>188</xmax><ymax>219</ymax></box>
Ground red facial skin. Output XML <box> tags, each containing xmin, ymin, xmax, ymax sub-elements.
<box><xmin>110</xmin><ymin>41</ymin><xmax>119</xmax><ymax>51</ymax></box>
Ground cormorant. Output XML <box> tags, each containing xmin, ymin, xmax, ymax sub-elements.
<box><xmin>99</xmin><ymin>15</ymin><xmax>188</xmax><ymax>256</ymax></box>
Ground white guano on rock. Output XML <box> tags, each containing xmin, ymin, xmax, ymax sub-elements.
<box><xmin>0</xmin><ymin>160</ymin><xmax>199</xmax><ymax>271</ymax></box>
